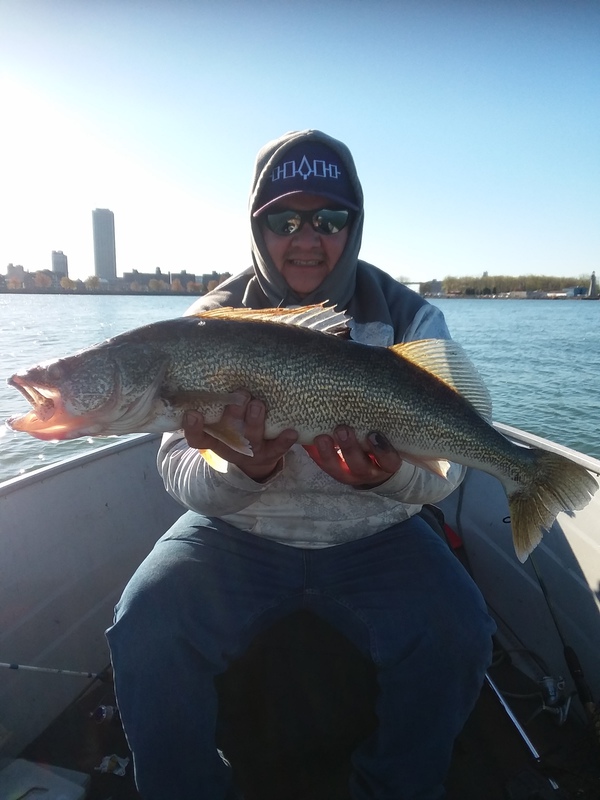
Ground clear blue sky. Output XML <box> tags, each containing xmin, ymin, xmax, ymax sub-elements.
<box><xmin>1</xmin><ymin>0</ymin><xmax>598</xmax><ymax>284</ymax></box>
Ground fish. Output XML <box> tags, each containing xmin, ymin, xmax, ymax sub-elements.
<box><xmin>6</xmin><ymin>304</ymin><xmax>597</xmax><ymax>562</ymax></box>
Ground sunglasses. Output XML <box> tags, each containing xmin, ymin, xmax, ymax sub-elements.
<box><xmin>264</xmin><ymin>208</ymin><xmax>351</xmax><ymax>237</ymax></box>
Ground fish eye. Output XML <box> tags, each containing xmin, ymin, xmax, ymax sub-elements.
<box><xmin>47</xmin><ymin>362</ymin><xmax>64</xmax><ymax>382</ymax></box>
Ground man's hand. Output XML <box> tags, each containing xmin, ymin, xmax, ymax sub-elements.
<box><xmin>305</xmin><ymin>426</ymin><xmax>402</xmax><ymax>488</ymax></box>
<box><xmin>182</xmin><ymin>391</ymin><xmax>298</xmax><ymax>482</ymax></box>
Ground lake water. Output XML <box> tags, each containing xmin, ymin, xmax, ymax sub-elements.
<box><xmin>1</xmin><ymin>293</ymin><xmax>599</xmax><ymax>484</ymax></box>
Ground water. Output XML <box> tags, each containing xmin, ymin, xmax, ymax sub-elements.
<box><xmin>0</xmin><ymin>294</ymin><xmax>598</xmax><ymax>484</ymax></box>
<box><xmin>0</xmin><ymin>294</ymin><xmax>192</xmax><ymax>483</ymax></box>
<box><xmin>431</xmin><ymin>298</ymin><xmax>599</xmax><ymax>458</ymax></box>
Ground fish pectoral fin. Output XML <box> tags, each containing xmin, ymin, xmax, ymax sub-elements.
<box><xmin>198</xmin><ymin>449</ymin><xmax>229</xmax><ymax>473</ymax></box>
<box><xmin>389</xmin><ymin>339</ymin><xmax>493</xmax><ymax>422</ymax></box>
<box><xmin>203</xmin><ymin>418</ymin><xmax>253</xmax><ymax>456</ymax></box>
<box><xmin>190</xmin><ymin>304</ymin><xmax>349</xmax><ymax>335</ymax></box>
<box><xmin>398</xmin><ymin>453</ymin><xmax>452</xmax><ymax>479</ymax></box>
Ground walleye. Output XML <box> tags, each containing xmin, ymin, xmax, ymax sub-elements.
<box><xmin>7</xmin><ymin>305</ymin><xmax>597</xmax><ymax>562</ymax></box>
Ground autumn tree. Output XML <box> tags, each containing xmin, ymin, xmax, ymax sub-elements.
<box><xmin>148</xmin><ymin>278</ymin><xmax>169</xmax><ymax>292</ymax></box>
<box><xmin>34</xmin><ymin>271</ymin><xmax>53</xmax><ymax>289</ymax></box>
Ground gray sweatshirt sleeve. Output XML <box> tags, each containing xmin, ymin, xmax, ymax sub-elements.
<box><xmin>157</xmin><ymin>432</ymin><xmax>279</xmax><ymax>515</ymax></box>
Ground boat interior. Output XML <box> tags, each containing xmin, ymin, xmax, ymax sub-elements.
<box><xmin>18</xmin><ymin>608</ymin><xmax>600</xmax><ymax>799</ymax></box>
<box><xmin>2</xmin><ymin>432</ymin><xmax>600</xmax><ymax>799</ymax></box>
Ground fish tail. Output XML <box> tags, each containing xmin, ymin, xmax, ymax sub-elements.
<box><xmin>508</xmin><ymin>449</ymin><xmax>597</xmax><ymax>562</ymax></box>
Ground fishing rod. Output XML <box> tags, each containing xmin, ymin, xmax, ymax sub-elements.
<box><xmin>0</xmin><ymin>661</ymin><xmax>110</xmax><ymax>681</ymax></box>
<box><xmin>454</xmin><ymin>477</ymin><xmax>598</xmax><ymax>731</ymax></box>
<box><xmin>443</xmin><ymin>486</ymin><xmax>571</xmax><ymax>794</ymax></box>
<box><xmin>528</xmin><ymin>553</ymin><xmax>600</xmax><ymax>741</ymax></box>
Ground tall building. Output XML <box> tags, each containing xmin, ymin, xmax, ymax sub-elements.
<box><xmin>92</xmin><ymin>208</ymin><xmax>117</xmax><ymax>280</ymax></box>
<box><xmin>51</xmin><ymin>250</ymin><xmax>68</xmax><ymax>276</ymax></box>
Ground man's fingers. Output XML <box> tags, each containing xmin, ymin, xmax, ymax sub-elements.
<box><xmin>244</xmin><ymin>399</ymin><xmax>266</xmax><ymax>439</ymax></box>
<box><xmin>367</xmin><ymin>431</ymin><xmax>403</xmax><ymax>473</ymax></box>
<box><xmin>267</xmin><ymin>429</ymin><xmax>299</xmax><ymax>458</ymax></box>
<box><xmin>182</xmin><ymin>410</ymin><xmax>208</xmax><ymax>448</ymax></box>
<box><xmin>307</xmin><ymin>428</ymin><xmax>401</xmax><ymax>487</ymax></box>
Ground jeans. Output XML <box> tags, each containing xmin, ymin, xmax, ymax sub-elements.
<box><xmin>106</xmin><ymin>512</ymin><xmax>495</xmax><ymax>800</ymax></box>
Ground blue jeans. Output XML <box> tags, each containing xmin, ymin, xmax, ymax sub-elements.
<box><xmin>107</xmin><ymin>512</ymin><xmax>495</xmax><ymax>800</ymax></box>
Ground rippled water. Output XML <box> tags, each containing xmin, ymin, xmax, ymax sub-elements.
<box><xmin>1</xmin><ymin>293</ymin><xmax>598</xmax><ymax>483</ymax></box>
<box><xmin>430</xmin><ymin>298</ymin><xmax>600</xmax><ymax>458</ymax></box>
<box><xmin>0</xmin><ymin>294</ymin><xmax>192</xmax><ymax>482</ymax></box>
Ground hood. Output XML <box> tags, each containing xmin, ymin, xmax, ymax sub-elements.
<box><xmin>247</xmin><ymin>129</ymin><xmax>365</xmax><ymax>309</ymax></box>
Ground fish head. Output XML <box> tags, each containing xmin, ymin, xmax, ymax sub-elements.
<box><xmin>7</xmin><ymin>342</ymin><xmax>169</xmax><ymax>441</ymax></box>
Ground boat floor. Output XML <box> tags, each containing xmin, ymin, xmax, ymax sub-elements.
<box><xmin>19</xmin><ymin>625</ymin><xmax>600</xmax><ymax>800</ymax></box>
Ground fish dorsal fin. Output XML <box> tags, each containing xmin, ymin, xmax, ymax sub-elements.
<box><xmin>191</xmin><ymin>304</ymin><xmax>349</xmax><ymax>335</ymax></box>
<box><xmin>390</xmin><ymin>339</ymin><xmax>493</xmax><ymax>422</ymax></box>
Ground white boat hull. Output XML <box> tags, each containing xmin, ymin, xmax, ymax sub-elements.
<box><xmin>0</xmin><ymin>435</ymin><xmax>182</xmax><ymax>757</ymax></box>
<box><xmin>439</xmin><ymin>423</ymin><xmax>600</xmax><ymax>721</ymax></box>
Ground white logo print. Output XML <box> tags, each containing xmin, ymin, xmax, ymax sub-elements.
<box><xmin>271</xmin><ymin>155</ymin><xmax>341</xmax><ymax>183</ymax></box>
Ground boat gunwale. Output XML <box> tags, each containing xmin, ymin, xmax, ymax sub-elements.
<box><xmin>494</xmin><ymin>422</ymin><xmax>600</xmax><ymax>474</ymax></box>
<box><xmin>0</xmin><ymin>433</ymin><xmax>160</xmax><ymax>496</ymax></box>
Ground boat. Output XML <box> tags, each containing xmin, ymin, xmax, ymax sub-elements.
<box><xmin>1</xmin><ymin>426</ymin><xmax>599</xmax><ymax>799</ymax></box>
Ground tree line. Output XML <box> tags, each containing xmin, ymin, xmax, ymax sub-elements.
<box><xmin>2</xmin><ymin>271</ymin><xmax>231</xmax><ymax>294</ymax></box>
<box><xmin>421</xmin><ymin>273</ymin><xmax>591</xmax><ymax>296</ymax></box>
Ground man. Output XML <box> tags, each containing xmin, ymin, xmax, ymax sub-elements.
<box><xmin>107</xmin><ymin>129</ymin><xmax>495</xmax><ymax>799</ymax></box>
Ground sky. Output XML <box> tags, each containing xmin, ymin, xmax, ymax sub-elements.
<box><xmin>0</xmin><ymin>0</ymin><xmax>598</xmax><ymax>284</ymax></box>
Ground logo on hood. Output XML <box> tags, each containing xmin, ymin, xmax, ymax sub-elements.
<box><xmin>271</xmin><ymin>154</ymin><xmax>342</xmax><ymax>183</ymax></box>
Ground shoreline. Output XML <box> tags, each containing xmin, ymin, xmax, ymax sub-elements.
<box><xmin>0</xmin><ymin>288</ymin><xmax>200</xmax><ymax>297</ymax></box>
<box><xmin>425</xmin><ymin>294</ymin><xmax>600</xmax><ymax>301</ymax></box>
<box><xmin>2</xmin><ymin>289</ymin><xmax>598</xmax><ymax>300</ymax></box>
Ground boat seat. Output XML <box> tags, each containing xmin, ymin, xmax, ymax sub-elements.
<box><xmin>215</xmin><ymin>609</ymin><xmax>378</xmax><ymax>800</ymax></box>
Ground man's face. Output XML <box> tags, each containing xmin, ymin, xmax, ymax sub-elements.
<box><xmin>260</xmin><ymin>193</ymin><xmax>350</xmax><ymax>298</ymax></box>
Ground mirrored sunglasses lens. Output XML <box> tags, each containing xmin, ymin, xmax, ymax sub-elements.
<box><xmin>313</xmin><ymin>210</ymin><xmax>349</xmax><ymax>234</ymax></box>
<box><xmin>266</xmin><ymin>211</ymin><xmax>301</xmax><ymax>236</ymax></box>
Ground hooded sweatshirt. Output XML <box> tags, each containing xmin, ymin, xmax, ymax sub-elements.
<box><xmin>158</xmin><ymin>129</ymin><xmax>464</xmax><ymax>547</ymax></box>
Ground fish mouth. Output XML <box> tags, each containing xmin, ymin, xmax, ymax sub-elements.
<box><xmin>6</xmin><ymin>375</ymin><xmax>78</xmax><ymax>440</ymax></box>
<box><xmin>7</xmin><ymin>367</ymin><xmax>164</xmax><ymax>441</ymax></box>
<box><xmin>8</xmin><ymin>375</ymin><xmax>57</xmax><ymax>421</ymax></box>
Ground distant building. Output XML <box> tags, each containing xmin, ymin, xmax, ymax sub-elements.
<box><xmin>122</xmin><ymin>268</ymin><xmax>170</xmax><ymax>290</ymax></box>
<box><xmin>92</xmin><ymin>209</ymin><xmax>117</xmax><ymax>280</ymax></box>
<box><xmin>51</xmin><ymin>250</ymin><xmax>68</xmax><ymax>276</ymax></box>
<box><xmin>170</xmin><ymin>269</ymin><xmax>196</xmax><ymax>288</ymax></box>
<box><xmin>589</xmin><ymin>271</ymin><xmax>598</xmax><ymax>298</ymax></box>
<box><xmin>7</xmin><ymin>264</ymin><xmax>25</xmax><ymax>282</ymax></box>
<box><xmin>565</xmin><ymin>286</ymin><xmax>587</xmax><ymax>297</ymax></box>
